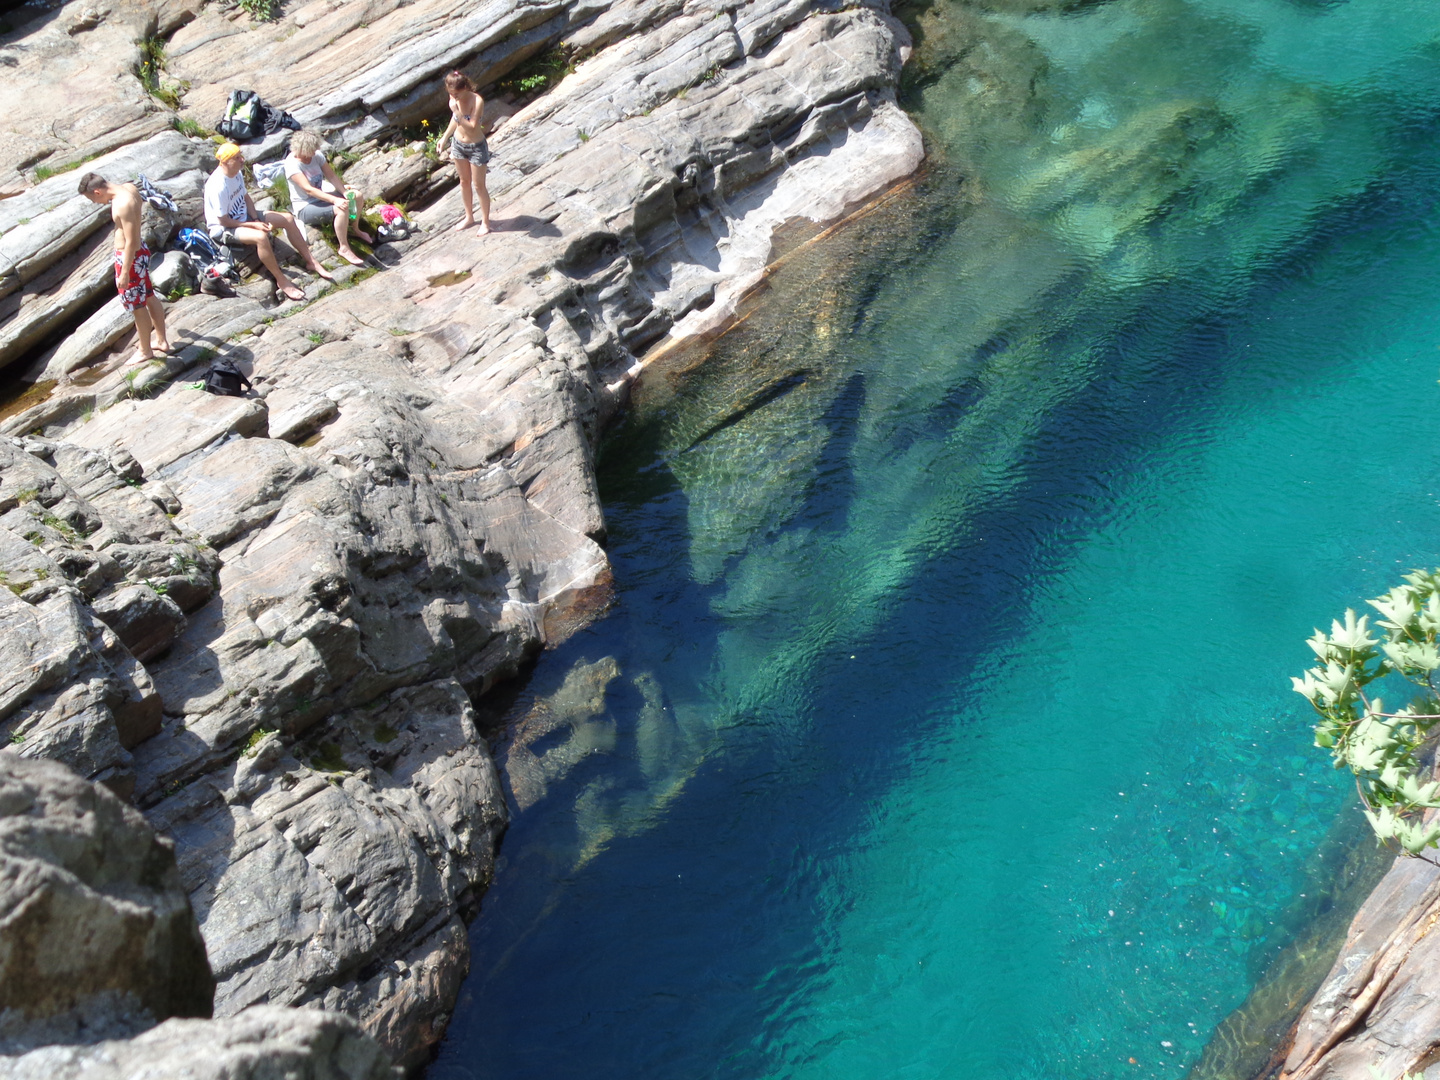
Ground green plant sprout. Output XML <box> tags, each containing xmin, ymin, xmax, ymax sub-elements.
<box><xmin>1295</xmin><ymin>569</ymin><xmax>1440</xmax><ymax>855</ymax></box>
<box><xmin>497</xmin><ymin>46</ymin><xmax>575</xmax><ymax>98</ymax></box>
<box><xmin>172</xmin><ymin>115</ymin><xmax>210</xmax><ymax>138</ymax></box>
<box><xmin>267</xmin><ymin>174</ymin><xmax>292</xmax><ymax>213</ymax></box>
<box><xmin>136</xmin><ymin>37</ymin><xmax>188</xmax><ymax>108</ymax></box>
<box><xmin>237</xmin><ymin>0</ymin><xmax>280</xmax><ymax>21</ymax></box>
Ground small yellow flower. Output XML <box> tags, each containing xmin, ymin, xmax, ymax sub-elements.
<box><xmin>421</xmin><ymin>119</ymin><xmax>429</xmax><ymax>127</ymax></box>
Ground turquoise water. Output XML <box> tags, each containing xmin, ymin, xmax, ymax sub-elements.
<box><xmin>432</xmin><ymin>1</ymin><xmax>1440</xmax><ymax>1078</ymax></box>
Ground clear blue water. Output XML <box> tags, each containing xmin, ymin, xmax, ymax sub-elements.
<box><xmin>432</xmin><ymin>1</ymin><xmax>1440</xmax><ymax>1078</ymax></box>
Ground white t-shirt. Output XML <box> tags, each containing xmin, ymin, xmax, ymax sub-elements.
<box><xmin>284</xmin><ymin>151</ymin><xmax>331</xmax><ymax>211</ymax></box>
<box><xmin>204</xmin><ymin>168</ymin><xmax>248</xmax><ymax>228</ymax></box>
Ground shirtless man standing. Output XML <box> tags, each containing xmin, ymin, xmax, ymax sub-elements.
<box><xmin>78</xmin><ymin>172</ymin><xmax>171</xmax><ymax>363</ymax></box>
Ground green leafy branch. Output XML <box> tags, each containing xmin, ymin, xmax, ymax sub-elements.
<box><xmin>1294</xmin><ymin>569</ymin><xmax>1440</xmax><ymax>856</ymax></box>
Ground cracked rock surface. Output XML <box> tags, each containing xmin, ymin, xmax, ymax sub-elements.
<box><xmin>0</xmin><ymin>756</ymin><xmax>213</xmax><ymax>1054</ymax></box>
<box><xmin>0</xmin><ymin>1007</ymin><xmax>400</xmax><ymax>1080</ymax></box>
<box><xmin>0</xmin><ymin>756</ymin><xmax>401</xmax><ymax>1080</ymax></box>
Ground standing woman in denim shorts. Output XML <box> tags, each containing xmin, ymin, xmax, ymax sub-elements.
<box><xmin>435</xmin><ymin>71</ymin><xmax>492</xmax><ymax>236</ymax></box>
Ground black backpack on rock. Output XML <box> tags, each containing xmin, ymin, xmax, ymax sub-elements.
<box><xmin>215</xmin><ymin>89</ymin><xmax>300</xmax><ymax>142</ymax></box>
<box><xmin>203</xmin><ymin>359</ymin><xmax>253</xmax><ymax>397</ymax></box>
<box><xmin>216</xmin><ymin>90</ymin><xmax>263</xmax><ymax>142</ymax></box>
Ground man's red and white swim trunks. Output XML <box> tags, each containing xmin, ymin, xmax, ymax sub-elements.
<box><xmin>114</xmin><ymin>245</ymin><xmax>153</xmax><ymax>312</ymax></box>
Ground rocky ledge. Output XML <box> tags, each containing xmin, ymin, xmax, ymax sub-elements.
<box><xmin>0</xmin><ymin>0</ymin><xmax>922</xmax><ymax>1071</ymax></box>
<box><xmin>1274</xmin><ymin>850</ymin><xmax>1440</xmax><ymax>1080</ymax></box>
<box><xmin>0</xmin><ymin>755</ymin><xmax>400</xmax><ymax>1079</ymax></box>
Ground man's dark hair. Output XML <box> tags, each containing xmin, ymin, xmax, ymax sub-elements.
<box><xmin>76</xmin><ymin>172</ymin><xmax>107</xmax><ymax>195</ymax></box>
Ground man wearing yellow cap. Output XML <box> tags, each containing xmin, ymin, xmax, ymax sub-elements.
<box><xmin>204</xmin><ymin>142</ymin><xmax>333</xmax><ymax>302</ymax></box>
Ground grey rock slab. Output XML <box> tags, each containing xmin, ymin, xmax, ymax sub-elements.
<box><xmin>86</xmin><ymin>486</ymin><xmax>184</xmax><ymax>546</ymax></box>
<box><xmin>167</xmin><ymin>437</ymin><xmax>319</xmax><ymax>548</ymax></box>
<box><xmin>265</xmin><ymin>390</ymin><xmax>339</xmax><ymax>445</ymax></box>
<box><xmin>144</xmin><ymin>679</ymin><xmax>504</xmax><ymax>1066</ymax></box>
<box><xmin>0</xmin><ymin>589</ymin><xmax>166</xmax><ymax>795</ymax></box>
<box><xmin>0</xmin><ymin>1005</ymin><xmax>400</xmax><ymax>1080</ymax></box>
<box><xmin>1283</xmin><ymin>852</ymin><xmax>1440</xmax><ymax>1080</ymax></box>
<box><xmin>0</xmin><ymin>586</ymin><xmax>90</xmax><ymax>726</ymax></box>
<box><xmin>166</xmin><ymin>0</ymin><xmax>555</xmax><ymax>135</ymax></box>
<box><xmin>0</xmin><ymin>756</ymin><xmax>212</xmax><ymax>1054</ymax></box>
<box><xmin>91</xmin><ymin>583</ymin><xmax>186</xmax><ymax>663</ymax></box>
<box><xmin>0</xmin><ymin>3</ymin><xmax>163</xmax><ymax>198</ymax></box>
<box><xmin>66</xmin><ymin>391</ymin><xmax>269</xmax><ymax>477</ymax></box>
<box><xmin>318</xmin><ymin>917</ymin><xmax>469</xmax><ymax>1075</ymax></box>
<box><xmin>336</xmin><ymin>146</ymin><xmax>438</xmax><ymax>204</ymax></box>
<box><xmin>0</xmin><ymin>435</ymin><xmax>212</xmax><ymax>786</ymax></box>
<box><xmin>38</xmin><ymin>299</ymin><xmax>135</xmax><ymax>379</ymax></box>
<box><xmin>39</xmin><ymin>291</ymin><xmax>267</xmax><ymax>388</ymax></box>
<box><xmin>0</xmin><ymin>231</ymin><xmax>112</xmax><ymax>376</ymax></box>
<box><xmin>148</xmin><ymin>249</ymin><xmax>195</xmax><ymax>297</ymax></box>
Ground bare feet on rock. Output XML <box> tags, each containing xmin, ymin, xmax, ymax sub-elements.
<box><xmin>456</xmin><ymin>217</ymin><xmax>476</xmax><ymax>232</ymax></box>
<box><xmin>279</xmin><ymin>282</ymin><xmax>306</xmax><ymax>302</ymax></box>
<box><xmin>309</xmin><ymin>264</ymin><xmax>336</xmax><ymax>282</ymax></box>
<box><xmin>476</xmin><ymin>222</ymin><xmax>491</xmax><ymax>237</ymax></box>
<box><xmin>338</xmin><ymin>249</ymin><xmax>366</xmax><ymax>267</ymax></box>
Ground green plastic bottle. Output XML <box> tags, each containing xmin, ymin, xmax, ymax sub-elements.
<box><xmin>346</xmin><ymin>191</ymin><xmax>357</xmax><ymax>221</ymax></box>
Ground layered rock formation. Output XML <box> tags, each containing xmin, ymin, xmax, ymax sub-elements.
<box><xmin>3</xmin><ymin>1007</ymin><xmax>400</xmax><ymax>1080</ymax></box>
<box><xmin>0</xmin><ymin>0</ymin><xmax>922</xmax><ymax>1069</ymax></box>
<box><xmin>0</xmin><ymin>755</ymin><xmax>400</xmax><ymax>1079</ymax></box>
<box><xmin>2</xmin><ymin>1007</ymin><xmax>400</xmax><ymax>1080</ymax></box>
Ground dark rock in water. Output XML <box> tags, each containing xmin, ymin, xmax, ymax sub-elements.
<box><xmin>502</xmin><ymin>655</ymin><xmax>622</xmax><ymax>811</ymax></box>
<box><xmin>0</xmin><ymin>756</ymin><xmax>214</xmax><ymax>1054</ymax></box>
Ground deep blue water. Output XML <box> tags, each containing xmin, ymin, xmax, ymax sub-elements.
<box><xmin>432</xmin><ymin>1</ymin><xmax>1440</xmax><ymax>1078</ymax></box>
